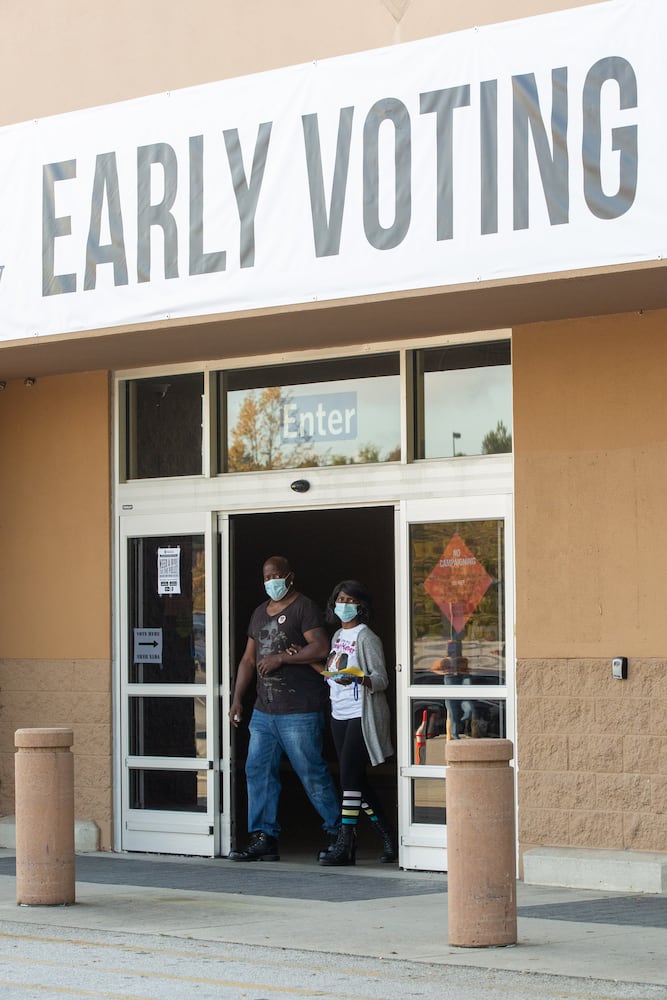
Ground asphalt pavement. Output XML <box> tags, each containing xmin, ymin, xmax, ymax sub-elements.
<box><xmin>0</xmin><ymin>848</ymin><xmax>664</xmax><ymax>999</ymax></box>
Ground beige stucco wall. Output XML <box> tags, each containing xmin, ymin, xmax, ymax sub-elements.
<box><xmin>0</xmin><ymin>372</ymin><xmax>112</xmax><ymax>848</ymax></box>
<box><xmin>1</xmin><ymin>0</ymin><xmax>662</xmax><ymax>864</ymax></box>
<box><xmin>513</xmin><ymin>310</ymin><xmax>667</xmax><ymax>856</ymax></box>
<box><xmin>1</xmin><ymin>0</ymin><xmax>601</xmax><ymax>124</ymax></box>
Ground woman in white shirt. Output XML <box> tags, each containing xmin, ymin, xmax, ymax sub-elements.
<box><xmin>319</xmin><ymin>580</ymin><xmax>396</xmax><ymax>866</ymax></box>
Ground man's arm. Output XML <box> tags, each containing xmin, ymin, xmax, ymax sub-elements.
<box><xmin>229</xmin><ymin>637</ymin><xmax>257</xmax><ymax>727</ymax></box>
<box><xmin>256</xmin><ymin>626</ymin><xmax>330</xmax><ymax>677</ymax></box>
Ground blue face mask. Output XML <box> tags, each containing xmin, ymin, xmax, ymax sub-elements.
<box><xmin>265</xmin><ymin>577</ymin><xmax>289</xmax><ymax>601</ymax></box>
<box><xmin>335</xmin><ymin>602</ymin><xmax>359</xmax><ymax>623</ymax></box>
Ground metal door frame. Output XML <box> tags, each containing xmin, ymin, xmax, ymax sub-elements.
<box><xmin>397</xmin><ymin>493</ymin><xmax>515</xmax><ymax>871</ymax></box>
<box><xmin>115</xmin><ymin>510</ymin><xmax>221</xmax><ymax>856</ymax></box>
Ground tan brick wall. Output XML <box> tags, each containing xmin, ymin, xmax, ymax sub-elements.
<box><xmin>0</xmin><ymin>659</ymin><xmax>113</xmax><ymax>850</ymax></box>
<box><xmin>517</xmin><ymin>658</ymin><xmax>667</xmax><ymax>860</ymax></box>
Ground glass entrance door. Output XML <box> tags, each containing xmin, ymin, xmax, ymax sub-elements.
<box><xmin>118</xmin><ymin>513</ymin><xmax>220</xmax><ymax>855</ymax></box>
<box><xmin>398</xmin><ymin>495</ymin><xmax>514</xmax><ymax>871</ymax></box>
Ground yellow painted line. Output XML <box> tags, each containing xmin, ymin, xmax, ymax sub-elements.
<box><xmin>0</xmin><ymin>937</ymin><xmax>379</xmax><ymax>998</ymax></box>
<box><xmin>0</xmin><ymin>980</ymin><xmax>151</xmax><ymax>1000</ymax></box>
<box><xmin>0</xmin><ymin>929</ymin><xmax>395</xmax><ymax>980</ymax></box>
<box><xmin>101</xmin><ymin>966</ymin><xmax>330</xmax><ymax>994</ymax></box>
<box><xmin>0</xmin><ymin>930</ymin><xmax>176</xmax><ymax>956</ymax></box>
<box><xmin>1</xmin><ymin>958</ymin><xmax>334</xmax><ymax>998</ymax></box>
<box><xmin>3</xmin><ymin>954</ymin><xmax>323</xmax><ymax>997</ymax></box>
<box><xmin>0</xmin><ymin>940</ymin><xmax>642</xmax><ymax>1000</ymax></box>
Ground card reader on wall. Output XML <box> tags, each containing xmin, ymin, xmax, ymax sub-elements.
<box><xmin>611</xmin><ymin>657</ymin><xmax>628</xmax><ymax>680</ymax></box>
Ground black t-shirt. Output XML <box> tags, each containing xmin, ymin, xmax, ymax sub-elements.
<box><xmin>248</xmin><ymin>593</ymin><xmax>328</xmax><ymax>715</ymax></box>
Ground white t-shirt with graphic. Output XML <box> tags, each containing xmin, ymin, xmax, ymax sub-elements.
<box><xmin>326</xmin><ymin>623</ymin><xmax>365</xmax><ymax>721</ymax></box>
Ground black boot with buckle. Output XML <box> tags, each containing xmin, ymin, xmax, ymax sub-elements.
<box><xmin>229</xmin><ymin>831</ymin><xmax>280</xmax><ymax>862</ymax></box>
<box><xmin>318</xmin><ymin>824</ymin><xmax>357</xmax><ymax>866</ymax></box>
<box><xmin>372</xmin><ymin>815</ymin><xmax>398</xmax><ymax>863</ymax></box>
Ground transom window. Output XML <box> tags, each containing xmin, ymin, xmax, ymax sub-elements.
<box><xmin>220</xmin><ymin>354</ymin><xmax>401</xmax><ymax>472</ymax></box>
<box><xmin>120</xmin><ymin>337</ymin><xmax>511</xmax><ymax>480</ymax></box>
<box><xmin>124</xmin><ymin>373</ymin><xmax>204</xmax><ymax>480</ymax></box>
<box><xmin>414</xmin><ymin>341</ymin><xmax>512</xmax><ymax>460</ymax></box>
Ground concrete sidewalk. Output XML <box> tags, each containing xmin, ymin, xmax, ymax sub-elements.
<box><xmin>0</xmin><ymin>849</ymin><xmax>665</xmax><ymax>988</ymax></box>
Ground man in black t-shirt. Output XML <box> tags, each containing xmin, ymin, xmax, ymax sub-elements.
<box><xmin>229</xmin><ymin>556</ymin><xmax>340</xmax><ymax>861</ymax></box>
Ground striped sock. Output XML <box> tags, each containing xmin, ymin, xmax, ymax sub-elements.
<box><xmin>361</xmin><ymin>800</ymin><xmax>379</xmax><ymax>824</ymax></box>
<box><xmin>342</xmin><ymin>790</ymin><xmax>362</xmax><ymax>825</ymax></box>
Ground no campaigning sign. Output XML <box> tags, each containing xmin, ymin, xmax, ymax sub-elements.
<box><xmin>423</xmin><ymin>533</ymin><xmax>493</xmax><ymax>634</ymax></box>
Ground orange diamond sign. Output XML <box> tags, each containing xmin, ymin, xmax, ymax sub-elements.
<box><xmin>423</xmin><ymin>532</ymin><xmax>493</xmax><ymax>634</ymax></box>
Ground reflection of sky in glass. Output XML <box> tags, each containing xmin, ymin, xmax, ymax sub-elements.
<box><xmin>424</xmin><ymin>366</ymin><xmax>512</xmax><ymax>458</ymax></box>
<box><xmin>227</xmin><ymin>375</ymin><xmax>400</xmax><ymax>464</ymax></box>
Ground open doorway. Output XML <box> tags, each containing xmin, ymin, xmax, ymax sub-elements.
<box><xmin>228</xmin><ymin>506</ymin><xmax>396</xmax><ymax>860</ymax></box>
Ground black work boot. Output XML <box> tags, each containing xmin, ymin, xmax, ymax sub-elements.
<box><xmin>318</xmin><ymin>824</ymin><xmax>356</xmax><ymax>866</ymax></box>
<box><xmin>373</xmin><ymin>817</ymin><xmax>398</xmax><ymax>863</ymax></box>
<box><xmin>229</xmin><ymin>831</ymin><xmax>280</xmax><ymax>862</ymax></box>
<box><xmin>317</xmin><ymin>830</ymin><xmax>339</xmax><ymax>862</ymax></box>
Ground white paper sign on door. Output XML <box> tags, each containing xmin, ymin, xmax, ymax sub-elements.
<box><xmin>133</xmin><ymin>627</ymin><xmax>163</xmax><ymax>664</ymax></box>
<box><xmin>157</xmin><ymin>546</ymin><xmax>181</xmax><ymax>595</ymax></box>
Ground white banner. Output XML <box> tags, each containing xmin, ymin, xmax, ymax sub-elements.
<box><xmin>0</xmin><ymin>0</ymin><xmax>665</xmax><ymax>342</ymax></box>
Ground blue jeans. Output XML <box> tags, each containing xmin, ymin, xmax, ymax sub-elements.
<box><xmin>246</xmin><ymin>708</ymin><xmax>340</xmax><ymax>839</ymax></box>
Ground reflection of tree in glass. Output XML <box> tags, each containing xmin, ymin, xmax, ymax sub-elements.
<box><xmin>329</xmin><ymin>444</ymin><xmax>400</xmax><ymax>465</ymax></box>
<box><xmin>228</xmin><ymin>385</ymin><xmax>400</xmax><ymax>470</ymax></box>
<box><xmin>228</xmin><ymin>386</ymin><xmax>321</xmax><ymax>471</ymax></box>
<box><xmin>192</xmin><ymin>543</ymin><xmax>205</xmax><ymax>614</ymax></box>
<box><xmin>482</xmin><ymin>420</ymin><xmax>512</xmax><ymax>454</ymax></box>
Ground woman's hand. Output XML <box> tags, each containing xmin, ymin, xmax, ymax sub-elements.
<box><xmin>334</xmin><ymin>675</ymin><xmax>370</xmax><ymax>689</ymax></box>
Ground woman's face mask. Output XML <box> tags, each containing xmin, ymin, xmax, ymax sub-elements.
<box><xmin>265</xmin><ymin>577</ymin><xmax>289</xmax><ymax>601</ymax></box>
<box><xmin>335</xmin><ymin>601</ymin><xmax>359</xmax><ymax>623</ymax></box>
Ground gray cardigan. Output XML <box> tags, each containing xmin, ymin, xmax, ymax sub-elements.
<box><xmin>330</xmin><ymin>624</ymin><xmax>394</xmax><ymax>766</ymax></box>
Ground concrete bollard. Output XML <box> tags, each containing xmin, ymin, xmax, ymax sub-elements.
<box><xmin>446</xmin><ymin>738</ymin><xmax>516</xmax><ymax>947</ymax></box>
<box><xmin>14</xmin><ymin>728</ymin><xmax>75</xmax><ymax>906</ymax></box>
